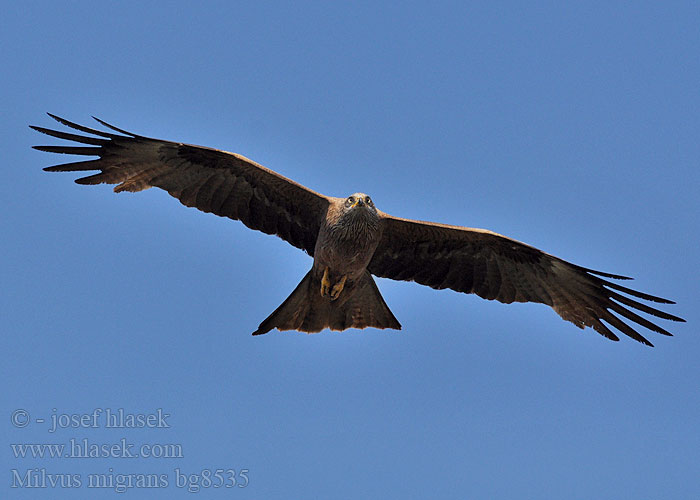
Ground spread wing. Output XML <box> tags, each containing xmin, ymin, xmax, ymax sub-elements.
<box><xmin>369</xmin><ymin>213</ymin><xmax>684</xmax><ymax>346</ymax></box>
<box><xmin>31</xmin><ymin>114</ymin><xmax>330</xmax><ymax>255</ymax></box>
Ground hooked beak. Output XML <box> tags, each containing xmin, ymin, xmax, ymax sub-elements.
<box><xmin>351</xmin><ymin>198</ymin><xmax>364</xmax><ymax>208</ymax></box>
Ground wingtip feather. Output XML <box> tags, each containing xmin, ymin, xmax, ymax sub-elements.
<box><xmin>40</xmin><ymin>113</ymin><xmax>123</xmax><ymax>139</ymax></box>
<box><xmin>92</xmin><ymin>116</ymin><xmax>137</xmax><ymax>137</ymax></box>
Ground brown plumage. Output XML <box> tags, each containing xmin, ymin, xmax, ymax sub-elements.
<box><xmin>32</xmin><ymin>114</ymin><xmax>685</xmax><ymax>345</ymax></box>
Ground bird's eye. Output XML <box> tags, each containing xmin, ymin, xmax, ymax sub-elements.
<box><xmin>365</xmin><ymin>196</ymin><xmax>372</xmax><ymax>206</ymax></box>
<box><xmin>346</xmin><ymin>196</ymin><xmax>355</xmax><ymax>206</ymax></box>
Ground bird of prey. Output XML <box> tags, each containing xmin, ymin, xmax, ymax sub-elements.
<box><xmin>31</xmin><ymin>114</ymin><xmax>684</xmax><ymax>346</ymax></box>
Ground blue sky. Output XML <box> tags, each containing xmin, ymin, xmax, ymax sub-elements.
<box><xmin>3</xmin><ymin>1</ymin><xmax>699</xmax><ymax>498</ymax></box>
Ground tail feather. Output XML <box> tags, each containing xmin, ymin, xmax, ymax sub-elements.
<box><xmin>252</xmin><ymin>270</ymin><xmax>401</xmax><ymax>335</ymax></box>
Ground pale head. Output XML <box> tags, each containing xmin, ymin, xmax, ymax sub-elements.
<box><xmin>344</xmin><ymin>192</ymin><xmax>375</xmax><ymax>211</ymax></box>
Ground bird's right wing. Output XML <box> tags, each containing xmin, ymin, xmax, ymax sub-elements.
<box><xmin>32</xmin><ymin>114</ymin><xmax>330</xmax><ymax>256</ymax></box>
<box><xmin>369</xmin><ymin>213</ymin><xmax>685</xmax><ymax>346</ymax></box>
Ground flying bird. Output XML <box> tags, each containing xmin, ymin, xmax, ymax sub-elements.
<box><xmin>31</xmin><ymin>114</ymin><xmax>684</xmax><ymax>346</ymax></box>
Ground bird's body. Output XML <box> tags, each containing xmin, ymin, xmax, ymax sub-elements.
<box><xmin>315</xmin><ymin>195</ymin><xmax>381</xmax><ymax>281</ymax></box>
<box><xmin>32</xmin><ymin>114</ymin><xmax>685</xmax><ymax>346</ymax></box>
<box><xmin>256</xmin><ymin>193</ymin><xmax>400</xmax><ymax>335</ymax></box>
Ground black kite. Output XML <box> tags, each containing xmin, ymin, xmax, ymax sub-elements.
<box><xmin>31</xmin><ymin>114</ymin><xmax>685</xmax><ymax>345</ymax></box>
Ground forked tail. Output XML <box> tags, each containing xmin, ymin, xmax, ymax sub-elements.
<box><xmin>252</xmin><ymin>270</ymin><xmax>401</xmax><ymax>335</ymax></box>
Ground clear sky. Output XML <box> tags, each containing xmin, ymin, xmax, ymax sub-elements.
<box><xmin>3</xmin><ymin>1</ymin><xmax>699</xmax><ymax>498</ymax></box>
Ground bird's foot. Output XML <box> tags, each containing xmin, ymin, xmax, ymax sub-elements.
<box><xmin>320</xmin><ymin>268</ymin><xmax>347</xmax><ymax>300</ymax></box>
<box><xmin>321</xmin><ymin>267</ymin><xmax>331</xmax><ymax>298</ymax></box>
<box><xmin>330</xmin><ymin>275</ymin><xmax>347</xmax><ymax>301</ymax></box>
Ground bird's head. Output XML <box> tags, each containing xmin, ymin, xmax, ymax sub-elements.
<box><xmin>334</xmin><ymin>192</ymin><xmax>379</xmax><ymax>235</ymax></box>
<box><xmin>343</xmin><ymin>193</ymin><xmax>376</xmax><ymax>213</ymax></box>
<box><xmin>336</xmin><ymin>193</ymin><xmax>379</xmax><ymax>230</ymax></box>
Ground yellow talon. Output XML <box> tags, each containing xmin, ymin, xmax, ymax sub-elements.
<box><xmin>320</xmin><ymin>268</ymin><xmax>347</xmax><ymax>300</ymax></box>
<box><xmin>330</xmin><ymin>275</ymin><xmax>347</xmax><ymax>301</ymax></box>
<box><xmin>321</xmin><ymin>267</ymin><xmax>331</xmax><ymax>297</ymax></box>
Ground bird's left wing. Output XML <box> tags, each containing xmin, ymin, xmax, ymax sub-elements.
<box><xmin>32</xmin><ymin>114</ymin><xmax>330</xmax><ymax>255</ymax></box>
<box><xmin>369</xmin><ymin>213</ymin><xmax>684</xmax><ymax>345</ymax></box>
